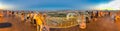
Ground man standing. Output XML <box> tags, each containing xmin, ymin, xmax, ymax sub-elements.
<box><xmin>33</xmin><ymin>13</ymin><xmax>49</xmax><ymax>31</ymax></box>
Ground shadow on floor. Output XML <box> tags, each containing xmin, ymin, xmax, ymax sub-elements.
<box><xmin>0</xmin><ymin>22</ymin><xmax>12</xmax><ymax>28</ymax></box>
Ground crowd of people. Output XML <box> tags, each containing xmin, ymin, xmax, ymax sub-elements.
<box><xmin>89</xmin><ymin>11</ymin><xmax>120</xmax><ymax>23</ymax></box>
<box><xmin>0</xmin><ymin>10</ymin><xmax>50</xmax><ymax>31</ymax></box>
<box><xmin>1</xmin><ymin>10</ymin><xmax>120</xmax><ymax>31</ymax></box>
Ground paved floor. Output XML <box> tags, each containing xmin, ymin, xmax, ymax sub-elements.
<box><xmin>0</xmin><ymin>16</ymin><xmax>36</xmax><ymax>31</ymax></box>
<box><xmin>0</xmin><ymin>15</ymin><xmax>120</xmax><ymax>31</ymax></box>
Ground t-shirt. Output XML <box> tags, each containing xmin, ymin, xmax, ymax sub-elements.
<box><xmin>33</xmin><ymin>14</ymin><xmax>44</xmax><ymax>25</ymax></box>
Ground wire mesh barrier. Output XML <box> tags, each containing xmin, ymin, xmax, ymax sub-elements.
<box><xmin>46</xmin><ymin>17</ymin><xmax>79</xmax><ymax>28</ymax></box>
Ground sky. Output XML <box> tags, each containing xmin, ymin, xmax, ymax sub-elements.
<box><xmin>0</xmin><ymin>0</ymin><xmax>119</xmax><ymax>10</ymax></box>
<box><xmin>94</xmin><ymin>0</ymin><xmax>120</xmax><ymax>10</ymax></box>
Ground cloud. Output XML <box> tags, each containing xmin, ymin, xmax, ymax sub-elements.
<box><xmin>94</xmin><ymin>0</ymin><xmax>120</xmax><ymax>10</ymax></box>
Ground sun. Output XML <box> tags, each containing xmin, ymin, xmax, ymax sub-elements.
<box><xmin>94</xmin><ymin>4</ymin><xmax>120</xmax><ymax>10</ymax></box>
<box><xmin>0</xmin><ymin>5</ymin><xmax>7</xmax><ymax>9</ymax></box>
<box><xmin>0</xmin><ymin>3</ymin><xmax>15</xmax><ymax>10</ymax></box>
<box><xmin>94</xmin><ymin>0</ymin><xmax>120</xmax><ymax>10</ymax></box>
<box><xmin>0</xmin><ymin>5</ymin><xmax>3</xmax><ymax>9</ymax></box>
<box><xmin>0</xmin><ymin>5</ymin><xmax>15</xmax><ymax>10</ymax></box>
<box><xmin>95</xmin><ymin>7</ymin><xmax>114</xmax><ymax>10</ymax></box>
<box><xmin>0</xmin><ymin>4</ymin><xmax>8</xmax><ymax>9</ymax></box>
